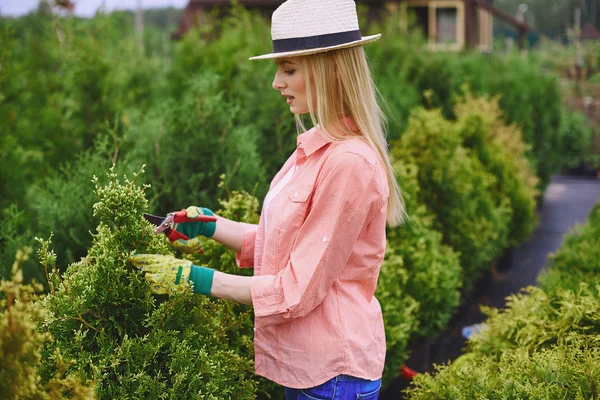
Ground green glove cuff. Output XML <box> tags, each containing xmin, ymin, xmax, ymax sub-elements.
<box><xmin>189</xmin><ymin>265</ymin><xmax>215</xmax><ymax>296</ymax></box>
<box><xmin>176</xmin><ymin>208</ymin><xmax>217</xmax><ymax>239</ymax></box>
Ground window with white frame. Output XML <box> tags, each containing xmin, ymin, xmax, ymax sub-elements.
<box><xmin>436</xmin><ymin>7</ymin><xmax>458</xmax><ymax>44</ymax></box>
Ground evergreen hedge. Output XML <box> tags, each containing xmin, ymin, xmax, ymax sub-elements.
<box><xmin>393</xmin><ymin>108</ymin><xmax>511</xmax><ymax>294</ymax></box>
<box><xmin>406</xmin><ymin>201</ymin><xmax>600</xmax><ymax>398</ymax></box>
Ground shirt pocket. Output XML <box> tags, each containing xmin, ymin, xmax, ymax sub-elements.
<box><xmin>278</xmin><ymin>184</ymin><xmax>312</xmax><ymax>232</ymax></box>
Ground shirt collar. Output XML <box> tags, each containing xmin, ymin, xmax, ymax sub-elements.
<box><xmin>297</xmin><ymin>127</ymin><xmax>331</xmax><ymax>157</ymax></box>
<box><xmin>296</xmin><ymin>117</ymin><xmax>359</xmax><ymax>157</ymax></box>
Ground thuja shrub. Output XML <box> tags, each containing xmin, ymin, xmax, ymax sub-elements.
<box><xmin>405</xmin><ymin>201</ymin><xmax>600</xmax><ymax>398</ymax></box>
<box><xmin>171</xmin><ymin>6</ymin><xmax>296</xmax><ymax>182</ymax></box>
<box><xmin>123</xmin><ymin>72</ymin><xmax>267</xmax><ymax>213</ymax></box>
<box><xmin>393</xmin><ymin>108</ymin><xmax>511</xmax><ymax>294</ymax></box>
<box><xmin>1</xmin><ymin>248</ymin><xmax>94</xmax><ymax>399</ymax></box>
<box><xmin>538</xmin><ymin>202</ymin><xmax>600</xmax><ymax>297</ymax></box>
<box><xmin>37</xmin><ymin>166</ymin><xmax>256</xmax><ymax>399</ymax></box>
<box><xmin>455</xmin><ymin>93</ymin><xmax>539</xmax><ymax>247</ymax></box>
<box><xmin>406</xmin><ymin>286</ymin><xmax>600</xmax><ymax>399</ymax></box>
<box><xmin>386</xmin><ymin>161</ymin><xmax>462</xmax><ymax>340</ymax></box>
<box><xmin>376</xmin><ymin>243</ymin><xmax>418</xmax><ymax>388</ymax></box>
<box><xmin>0</xmin><ymin>205</ymin><xmax>37</xmax><ymax>282</ymax></box>
<box><xmin>557</xmin><ymin>108</ymin><xmax>596</xmax><ymax>172</ymax></box>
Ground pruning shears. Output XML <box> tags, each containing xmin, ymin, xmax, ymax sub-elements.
<box><xmin>143</xmin><ymin>210</ymin><xmax>217</xmax><ymax>242</ymax></box>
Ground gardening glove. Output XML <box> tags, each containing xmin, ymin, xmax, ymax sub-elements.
<box><xmin>129</xmin><ymin>254</ymin><xmax>215</xmax><ymax>296</ymax></box>
<box><xmin>171</xmin><ymin>207</ymin><xmax>217</xmax><ymax>254</ymax></box>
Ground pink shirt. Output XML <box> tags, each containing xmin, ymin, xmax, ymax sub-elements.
<box><xmin>236</xmin><ymin>124</ymin><xmax>389</xmax><ymax>389</ymax></box>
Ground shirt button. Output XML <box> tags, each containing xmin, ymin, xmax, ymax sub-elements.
<box><xmin>322</xmin><ymin>237</ymin><xmax>328</xmax><ymax>243</ymax></box>
<box><xmin>299</xmin><ymin>144</ymin><xmax>304</xmax><ymax>149</ymax></box>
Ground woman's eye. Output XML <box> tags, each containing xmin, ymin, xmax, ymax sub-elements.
<box><xmin>284</xmin><ymin>70</ymin><xmax>295</xmax><ymax>75</ymax></box>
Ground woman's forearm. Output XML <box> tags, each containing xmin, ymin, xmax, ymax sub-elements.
<box><xmin>210</xmin><ymin>271</ymin><xmax>253</xmax><ymax>306</ymax></box>
<box><xmin>212</xmin><ymin>216</ymin><xmax>245</xmax><ymax>252</ymax></box>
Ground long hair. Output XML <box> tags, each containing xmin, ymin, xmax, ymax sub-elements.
<box><xmin>295</xmin><ymin>46</ymin><xmax>406</xmax><ymax>227</ymax></box>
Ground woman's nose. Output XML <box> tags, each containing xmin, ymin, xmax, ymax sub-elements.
<box><xmin>272</xmin><ymin>72</ymin><xmax>286</xmax><ymax>90</ymax></box>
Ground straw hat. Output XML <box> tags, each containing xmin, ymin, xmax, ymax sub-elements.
<box><xmin>249</xmin><ymin>0</ymin><xmax>381</xmax><ymax>60</ymax></box>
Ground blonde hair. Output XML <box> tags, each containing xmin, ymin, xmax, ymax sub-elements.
<box><xmin>295</xmin><ymin>47</ymin><xmax>406</xmax><ymax>227</ymax></box>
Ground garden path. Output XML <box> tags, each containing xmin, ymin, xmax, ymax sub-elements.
<box><xmin>382</xmin><ymin>174</ymin><xmax>600</xmax><ymax>399</ymax></box>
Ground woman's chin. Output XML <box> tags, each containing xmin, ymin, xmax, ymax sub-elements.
<box><xmin>289</xmin><ymin>106</ymin><xmax>309</xmax><ymax>115</ymax></box>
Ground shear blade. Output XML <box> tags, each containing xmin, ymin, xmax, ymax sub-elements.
<box><xmin>144</xmin><ymin>213</ymin><xmax>165</xmax><ymax>226</ymax></box>
<box><xmin>143</xmin><ymin>213</ymin><xmax>172</xmax><ymax>235</ymax></box>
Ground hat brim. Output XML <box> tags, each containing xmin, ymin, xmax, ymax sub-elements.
<box><xmin>249</xmin><ymin>33</ymin><xmax>381</xmax><ymax>60</ymax></box>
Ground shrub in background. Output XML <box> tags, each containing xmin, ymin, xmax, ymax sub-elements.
<box><xmin>0</xmin><ymin>206</ymin><xmax>38</xmax><ymax>282</ymax></box>
<box><xmin>538</xmin><ymin>202</ymin><xmax>600</xmax><ymax>296</ymax></box>
<box><xmin>0</xmin><ymin>11</ymin><xmax>165</xmax><ymax>213</ymax></box>
<box><xmin>366</xmin><ymin>12</ymin><xmax>563</xmax><ymax>192</ymax></box>
<box><xmin>406</xmin><ymin>286</ymin><xmax>600</xmax><ymax>399</ymax></box>
<box><xmin>170</xmin><ymin>6</ymin><xmax>297</xmax><ymax>183</ymax></box>
<box><xmin>376</xmin><ymin>160</ymin><xmax>462</xmax><ymax>387</ymax></box>
<box><xmin>557</xmin><ymin>108</ymin><xmax>597</xmax><ymax>172</ymax></box>
<box><xmin>123</xmin><ymin>73</ymin><xmax>267</xmax><ymax>214</ymax></box>
<box><xmin>37</xmin><ymin>167</ymin><xmax>256</xmax><ymax>398</ymax></box>
<box><xmin>455</xmin><ymin>93</ymin><xmax>539</xmax><ymax>247</ymax></box>
<box><xmin>405</xmin><ymin>200</ymin><xmax>600</xmax><ymax>399</ymax></box>
<box><xmin>387</xmin><ymin>161</ymin><xmax>462</xmax><ymax>340</ymax></box>
<box><xmin>393</xmin><ymin>107</ymin><xmax>511</xmax><ymax>294</ymax></box>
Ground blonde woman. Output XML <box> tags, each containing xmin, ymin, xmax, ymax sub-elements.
<box><xmin>130</xmin><ymin>0</ymin><xmax>405</xmax><ymax>398</ymax></box>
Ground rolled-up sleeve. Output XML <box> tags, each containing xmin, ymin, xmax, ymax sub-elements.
<box><xmin>235</xmin><ymin>222</ymin><xmax>259</xmax><ymax>268</ymax></box>
<box><xmin>251</xmin><ymin>152</ymin><xmax>384</xmax><ymax>327</ymax></box>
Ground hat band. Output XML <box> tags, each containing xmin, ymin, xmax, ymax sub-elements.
<box><xmin>272</xmin><ymin>30</ymin><xmax>362</xmax><ymax>53</ymax></box>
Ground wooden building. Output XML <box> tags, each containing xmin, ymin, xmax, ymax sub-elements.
<box><xmin>399</xmin><ymin>0</ymin><xmax>530</xmax><ymax>51</ymax></box>
<box><xmin>174</xmin><ymin>0</ymin><xmax>530</xmax><ymax>51</ymax></box>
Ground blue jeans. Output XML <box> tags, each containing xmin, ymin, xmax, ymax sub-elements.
<box><xmin>285</xmin><ymin>375</ymin><xmax>382</xmax><ymax>400</ymax></box>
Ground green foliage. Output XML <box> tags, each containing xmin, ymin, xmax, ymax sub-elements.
<box><xmin>0</xmin><ymin>10</ymin><xmax>165</xmax><ymax>212</ymax></box>
<box><xmin>367</xmin><ymin>21</ymin><xmax>563</xmax><ymax>191</ymax></box>
<box><xmin>455</xmin><ymin>93</ymin><xmax>539</xmax><ymax>246</ymax></box>
<box><xmin>394</xmin><ymin>107</ymin><xmax>511</xmax><ymax>293</ymax></box>
<box><xmin>406</xmin><ymin>286</ymin><xmax>600</xmax><ymax>399</ymax></box>
<box><xmin>123</xmin><ymin>73</ymin><xmax>267</xmax><ymax>213</ymax></box>
<box><xmin>387</xmin><ymin>161</ymin><xmax>462</xmax><ymax>339</ymax></box>
<box><xmin>378</xmin><ymin>159</ymin><xmax>462</xmax><ymax>388</ymax></box>
<box><xmin>170</xmin><ymin>6</ymin><xmax>297</xmax><ymax>181</ymax></box>
<box><xmin>25</xmin><ymin>142</ymin><xmax>121</xmax><ymax>270</ymax></box>
<box><xmin>0</xmin><ymin>205</ymin><xmax>38</xmax><ymax>282</ymax></box>
<box><xmin>406</xmin><ymin>200</ymin><xmax>600</xmax><ymax>398</ymax></box>
<box><xmin>1</xmin><ymin>247</ymin><xmax>95</xmax><ymax>399</ymax></box>
<box><xmin>557</xmin><ymin>108</ymin><xmax>596</xmax><ymax>171</ymax></box>
<box><xmin>37</xmin><ymin>167</ymin><xmax>256</xmax><ymax>398</ymax></box>
<box><xmin>538</xmin><ymin>202</ymin><xmax>600</xmax><ymax>296</ymax></box>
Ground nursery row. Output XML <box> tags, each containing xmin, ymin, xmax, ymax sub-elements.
<box><xmin>406</xmin><ymin>200</ymin><xmax>600</xmax><ymax>398</ymax></box>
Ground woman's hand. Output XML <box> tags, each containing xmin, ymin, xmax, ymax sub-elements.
<box><xmin>129</xmin><ymin>254</ymin><xmax>215</xmax><ymax>295</ymax></box>
<box><xmin>171</xmin><ymin>207</ymin><xmax>217</xmax><ymax>254</ymax></box>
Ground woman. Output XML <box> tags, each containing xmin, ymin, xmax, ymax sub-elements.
<box><xmin>130</xmin><ymin>0</ymin><xmax>405</xmax><ymax>398</ymax></box>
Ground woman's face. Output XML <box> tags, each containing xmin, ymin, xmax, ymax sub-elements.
<box><xmin>273</xmin><ymin>57</ymin><xmax>310</xmax><ymax>114</ymax></box>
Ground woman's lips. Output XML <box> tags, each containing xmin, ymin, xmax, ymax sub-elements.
<box><xmin>286</xmin><ymin>97</ymin><xmax>295</xmax><ymax>105</ymax></box>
